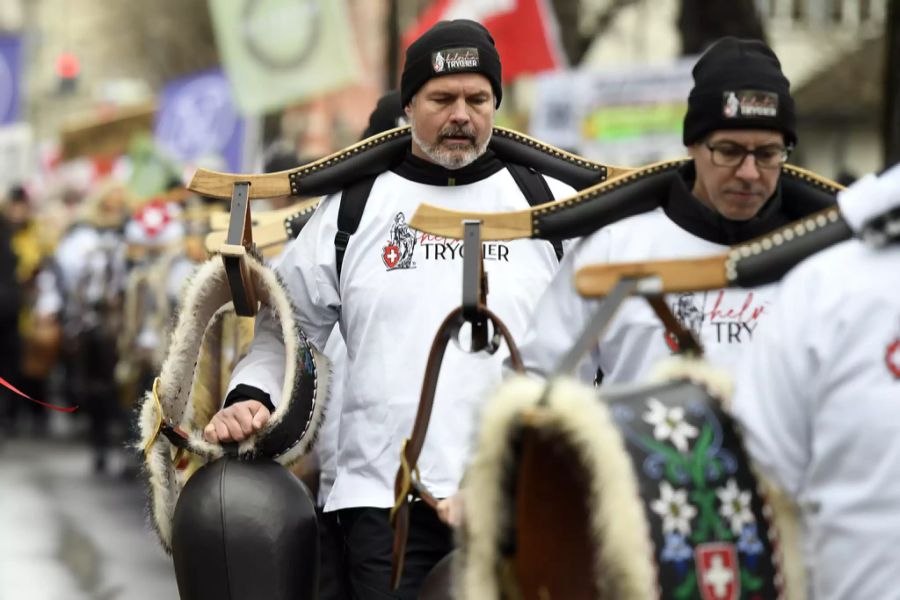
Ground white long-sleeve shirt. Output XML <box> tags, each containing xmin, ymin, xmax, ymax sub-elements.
<box><xmin>228</xmin><ymin>163</ymin><xmax>573</xmax><ymax>510</ymax></box>
<box><xmin>517</xmin><ymin>206</ymin><xmax>780</xmax><ymax>384</ymax></box>
<box><xmin>732</xmin><ymin>239</ymin><xmax>900</xmax><ymax>600</ymax></box>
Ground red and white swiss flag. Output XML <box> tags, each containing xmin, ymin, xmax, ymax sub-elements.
<box><xmin>402</xmin><ymin>0</ymin><xmax>565</xmax><ymax>83</ymax></box>
<box><xmin>695</xmin><ymin>543</ymin><xmax>740</xmax><ymax>600</ymax></box>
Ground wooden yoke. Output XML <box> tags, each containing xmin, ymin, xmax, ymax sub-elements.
<box><xmin>219</xmin><ymin>182</ymin><xmax>258</xmax><ymax>317</ymax></box>
<box><xmin>204</xmin><ymin>198</ymin><xmax>322</xmax><ymax>258</ymax></box>
<box><xmin>575</xmin><ymin>255</ymin><xmax>730</xmax><ymax>297</ymax></box>
<box><xmin>409</xmin><ymin>161</ymin><xmax>842</xmax><ymax>244</ymax></box>
<box><xmin>409</xmin><ymin>160</ymin><xmax>701</xmax><ymax>244</ymax></box>
<box><xmin>409</xmin><ymin>163</ymin><xmax>637</xmax><ymax>241</ymax></box>
<box><xmin>575</xmin><ymin>205</ymin><xmax>849</xmax><ymax>298</ymax></box>
<box><xmin>570</xmin><ymin>204</ymin><xmax>853</xmax><ymax>357</ymax></box>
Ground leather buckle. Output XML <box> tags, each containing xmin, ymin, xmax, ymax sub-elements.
<box><xmin>390</xmin><ymin>439</ymin><xmax>420</xmax><ymax>523</ymax></box>
<box><xmin>142</xmin><ymin>377</ymin><xmax>164</xmax><ymax>457</ymax></box>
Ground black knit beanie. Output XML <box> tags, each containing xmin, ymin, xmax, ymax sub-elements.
<box><xmin>400</xmin><ymin>19</ymin><xmax>502</xmax><ymax>108</ymax></box>
<box><xmin>683</xmin><ymin>37</ymin><xmax>796</xmax><ymax>146</ymax></box>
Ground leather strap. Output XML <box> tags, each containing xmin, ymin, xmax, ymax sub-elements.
<box><xmin>390</xmin><ymin>305</ymin><xmax>524</xmax><ymax>590</ymax></box>
<box><xmin>646</xmin><ymin>294</ymin><xmax>703</xmax><ymax>355</ymax></box>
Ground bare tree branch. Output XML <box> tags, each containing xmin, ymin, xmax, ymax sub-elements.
<box><xmin>550</xmin><ymin>0</ymin><xmax>642</xmax><ymax>66</ymax></box>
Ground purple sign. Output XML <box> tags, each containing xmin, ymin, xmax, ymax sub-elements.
<box><xmin>154</xmin><ymin>68</ymin><xmax>245</xmax><ymax>172</ymax></box>
<box><xmin>0</xmin><ymin>36</ymin><xmax>23</xmax><ymax>125</ymax></box>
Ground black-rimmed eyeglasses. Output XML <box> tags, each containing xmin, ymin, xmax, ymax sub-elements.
<box><xmin>705</xmin><ymin>141</ymin><xmax>792</xmax><ymax>169</ymax></box>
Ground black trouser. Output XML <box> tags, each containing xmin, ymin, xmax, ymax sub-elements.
<box><xmin>337</xmin><ymin>504</ymin><xmax>453</xmax><ymax>600</ymax></box>
<box><xmin>319</xmin><ymin>508</ymin><xmax>351</xmax><ymax>600</ymax></box>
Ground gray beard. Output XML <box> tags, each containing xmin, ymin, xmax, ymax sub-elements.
<box><xmin>409</xmin><ymin>116</ymin><xmax>492</xmax><ymax>170</ymax></box>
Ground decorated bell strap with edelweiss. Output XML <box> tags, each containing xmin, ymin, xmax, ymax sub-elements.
<box><xmin>460</xmin><ymin>360</ymin><xmax>795</xmax><ymax>600</ymax></box>
<box><xmin>187</xmin><ymin>126</ymin><xmax>623</xmax><ymax>201</ymax></box>
<box><xmin>460</xmin><ymin>375</ymin><xmax>657</xmax><ymax>600</ymax></box>
<box><xmin>605</xmin><ymin>363</ymin><xmax>786</xmax><ymax>600</ymax></box>
<box><xmin>137</xmin><ymin>252</ymin><xmax>329</xmax><ymax>551</ymax></box>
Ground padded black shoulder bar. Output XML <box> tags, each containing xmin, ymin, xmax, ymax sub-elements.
<box><xmin>291</xmin><ymin>129</ymin><xmax>411</xmax><ymax>198</ymax></box>
<box><xmin>530</xmin><ymin>160</ymin><xmax>685</xmax><ymax>241</ymax></box>
<box><xmin>725</xmin><ymin>169</ymin><xmax>846</xmax><ymax>288</ymax></box>
<box><xmin>729</xmin><ymin>207</ymin><xmax>852</xmax><ymax>288</ymax></box>
<box><xmin>290</xmin><ymin>126</ymin><xmax>612</xmax><ymax>199</ymax></box>
<box><xmin>489</xmin><ymin>129</ymin><xmax>608</xmax><ymax>191</ymax></box>
<box><xmin>526</xmin><ymin>161</ymin><xmax>843</xmax><ymax>243</ymax></box>
<box><xmin>284</xmin><ymin>202</ymin><xmax>321</xmax><ymax>240</ymax></box>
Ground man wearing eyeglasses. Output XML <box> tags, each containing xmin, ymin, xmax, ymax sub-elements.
<box><xmin>516</xmin><ymin>37</ymin><xmax>835</xmax><ymax>384</ymax></box>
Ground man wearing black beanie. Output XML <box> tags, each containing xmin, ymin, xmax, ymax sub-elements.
<box><xmin>681</xmin><ymin>36</ymin><xmax>798</xmax><ymax>222</ymax></box>
<box><xmin>518</xmin><ymin>37</ymin><xmax>836</xmax><ymax>391</ymax></box>
<box><xmin>400</xmin><ymin>19</ymin><xmax>503</xmax><ymax>171</ymax></box>
<box><xmin>207</xmin><ymin>18</ymin><xmax>576</xmax><ymax>600</ymax></box>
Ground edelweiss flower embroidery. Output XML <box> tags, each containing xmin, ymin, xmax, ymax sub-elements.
<box><xmin>716</xmin><ymin>478</ymin><xmax>755</xmax><ymax>535</ymax></box>
<box><xmin>642</xmin><ymin>398</ymin><xmax>699</xmax><ymax>453</ymax></box>
<box><xmin>651</xmin><ymin>481</ymin><xmax>697</xmax><ymax>535</ymax></box>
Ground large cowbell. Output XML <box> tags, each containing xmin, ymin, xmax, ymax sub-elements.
<box><xmin>171</xmin><ymin>456</ymin><xmax>319</xmax><ymax>600</ymax></box>
<box><xmin>460</xmin><ymin>359</ymin><xmax>803</xmax><ymax>599</ymax></box>
<box><xmin>137</xmin><ymin>252</ymin><xmax>331</xmax><ymax>600</ymax></box>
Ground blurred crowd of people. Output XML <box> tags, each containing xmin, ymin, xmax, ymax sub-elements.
<box><xmin>0</xmin><ymin>175</ymin><xmax>217</xmax><ymax>474</ymax></box>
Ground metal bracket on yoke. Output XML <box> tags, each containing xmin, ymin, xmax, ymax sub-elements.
<box><xmin>220</xmin><ymin>181</ymin><xmax>258</xmax><ymax>317</ymax></box>
<box><xmin>554</xmin><ymin>275</ymin><xmax>703</xmax><ymax>377</ymax></box>
<box><xmin>554</xmin><ymin>277</ymin><xmax>642</xmax><ymax>376</ymax></box>
<box><xmin>461</xmin><ymin>220</ymin><xmax>490</xmax><ymax>352</ymax></box>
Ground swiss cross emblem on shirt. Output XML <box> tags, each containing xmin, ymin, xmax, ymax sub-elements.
<box><xmin>886</xmin><ymin>338</ymin><xmax>900</xmax><ymax>379</ymax></box>
<box><xmin>381</xmin><ymin>212</ymin><xmax>417</xmax><ymax>271</ymax></box>
<box><xmin>695</xmin><ymin>543</ymin><xmax>740</xmax><ymax>600</ymax></box>
<box><xmin>382</xmin><ymin>244</ymin><xmax>400</xmax><ymax>268</ymax></box>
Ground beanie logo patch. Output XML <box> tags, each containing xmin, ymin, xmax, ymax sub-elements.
<box><xmin>722</xmin><ymin>90</ymin><xmax>778</xmax><ymax>119</ymax></box>
<box><xmin>432</xmin><ymin>48</ymin><xmax>480</xmax><ymax>74</ymax></box>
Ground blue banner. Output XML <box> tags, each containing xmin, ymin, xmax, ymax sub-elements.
<box><xmin>154</xmin><ymin>68</ymin><xmax>247</xmax><ymax>172</ymax></box>
<box><xmin>0</xmin><ymin>35</ymin><xmax>23</xmax><ymax>125</ymax></box>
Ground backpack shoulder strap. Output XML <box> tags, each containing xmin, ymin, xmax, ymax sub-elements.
<box><xmin>505</xmin><ymin>163</ymin><xmax>564</xmax><ymax>260</ymax></box>
<box><xmin>334</xmin><ymin>174</ymin><xmax>378</xmax><ymax>279</ymax></box>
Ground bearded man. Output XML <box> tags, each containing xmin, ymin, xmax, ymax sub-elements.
<box><xmin>205</xmin><ymin>19</ymin><xmax>576</xmax><ymax>598</ymax></box>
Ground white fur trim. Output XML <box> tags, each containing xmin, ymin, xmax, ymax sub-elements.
<box><xmin>757</xmin><ymin>475</ymin><xmax>805</xmax><ymax>599</ymax></box>
<box><xmin>649</xmin><ymin>356</ymin><xmax>734</xmax><ymax>404</ymax></box>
